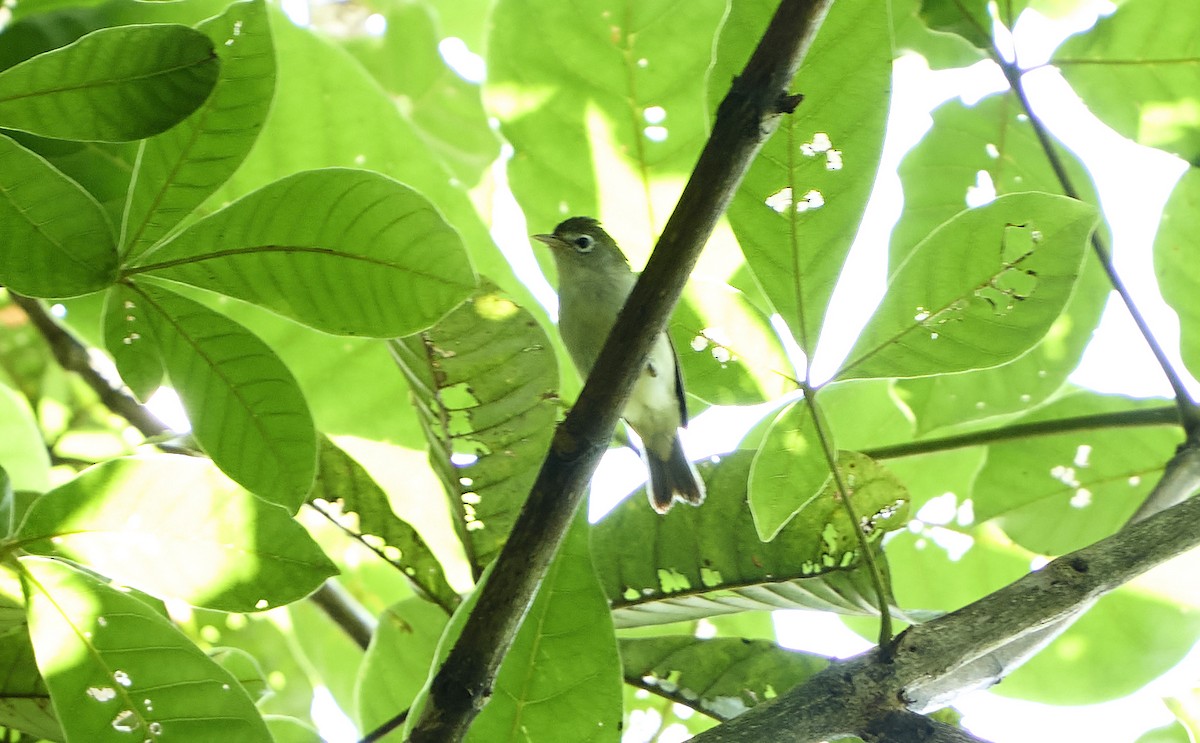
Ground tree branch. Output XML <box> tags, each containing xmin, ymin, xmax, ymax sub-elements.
<box><xmin>10</xmin><ymin>293</ymin><xmax>169</xmax><ymax>438</ymax></box>
<box><xmin>692</xmin><ymin>479</ymin><xmax>1200</xmax><ymax>742</ymax></box>
<box><xmin>402</xmin><ymin>2</ymin><xmax>835</xmax><ymax>740</ymax></box>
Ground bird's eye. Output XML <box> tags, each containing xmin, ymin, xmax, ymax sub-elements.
<box><xmin>573</xmin><ymin>234</ymin><xmax>594</xmax><ymax>253</ymax></box>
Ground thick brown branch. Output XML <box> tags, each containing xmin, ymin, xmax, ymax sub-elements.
<box><xmin>692</xmin><ymin>483</ymin><xmax>1200</xmax><ymax>742</ymax></box>
<box><xmin>402</xmin><ymin>2</ymin><xmax>834</xmax><ymax>741</ymax></box>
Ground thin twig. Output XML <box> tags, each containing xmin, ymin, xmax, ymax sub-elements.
<box><xmin>805</xmin><ymin>390</ymin><xmax>893</xmax><ymax>648</ymax></box>
<box><xmin>400</xmin><ymin>2</ymin><xmax>835</xmax><ymax>741</ymax></box>
<box><xmin>309</xmin><ymin>581</ymin><xmax>376</xmax><ymax>650</ymax></box>
<box><xmin>997</xmin><ymin>61</ymin><xmax>1200</xmax><ymax>434</ymax></box>
<box><xmin>863</xmin><ymin>405</ymin><xmax>1178</xmax><ymax>460</ymax></box>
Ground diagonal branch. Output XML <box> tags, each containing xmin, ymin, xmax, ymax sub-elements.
<box><xmin>401</xmin><ymin>2</ymin><xmax>835</xmax><ymax>741</ymax></box>
<box><xmin>692</xmin><ymin>476</ymin><xmax>1200</xmax><ymax>742</ymax></box>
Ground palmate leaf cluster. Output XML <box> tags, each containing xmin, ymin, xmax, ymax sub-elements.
<box><xmin>0</xmin><ymin>0</ymin><xmax>1196</xmax><ymax>741</ymax></box>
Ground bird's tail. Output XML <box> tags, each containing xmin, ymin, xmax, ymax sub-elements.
<box><xmin>646</xmin><ymin>435</ymin><xmax>705</xmax><ymax>514</ymax></box>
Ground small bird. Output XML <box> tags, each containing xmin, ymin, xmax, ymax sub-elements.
<box><xmin>533</xmin><ymin>217</ymin><xmax>705</xmax><ymax>513</ymax></box>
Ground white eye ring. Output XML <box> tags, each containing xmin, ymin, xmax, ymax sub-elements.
<box><xmin>572</xmin><ymin>234</ymin><xmax>594</xmax><ymax>252</ymax></box>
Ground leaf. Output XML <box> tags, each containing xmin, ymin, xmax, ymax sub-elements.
<box><xmin>129</xmin><ymin>282</ymin><xmax>317</xmax><ymax>507</ymax></box>
<box><xmin>17</xmin><ymin>456</ymin><xmax>338</xmax><ymax>612</ymax></box>
<box><xmin>719</xmin><ymin>0</ymin><xmax>891</xmax><ymax>357</ymax></box>
<box><xmin>1155</xmin><ymin>168</ymin><xmax>1200</xmax><ymax>381</ymax></box>
<box><xmin>888</xmin><ymin>94</ymin><xmax>1109</xmax><ymax>432</ymax></box>
<box><xmin>122</xmin><ymin>0</ymin><xmax>277</xmax><ymax>261</ymax></box>
<box><xmin>339</xmin><ymin>0</ymin><xmax>498</xmax><ymax>187</ymax></box>
<box><xmin>417</xmin><ymin>516</ymin><xmax>621</xmax><ymax>743</ymax></box>
<box><xmin>972</xmin><ymin>392</ymin><xmax>1180</xmax><ymax>555</ymax></box>
<box><xmin>486</xmin><ymin>0</ymin><xmax>726</xmax><ymax>246</ymax></box>
<box><xmin>747</xmin><ymin>399</ymin><xmax>831</xmax><ymax>541</ymax></box>
<box><xmin>0</xmin><ymin>381</ymin><xmax>51</xmax><ymax>493</ymax></box>
<box><xmin>837</xmin><ymin>193</ymin><xmax>1096</xmax><ymax>381</ymax></box>
<box><xmin>210</xmin><ymin>647</ymin><xmax>270</xmax><ymax>704</ymax></box>
<box><xmin>1055</xmin><ymin>0</ymin><xmax>1200</xmax><ymax>163</ymax></box>
<box><xmin>20</xmin><ymin>555</ymin><xmax>272</xmax><ymax>742</ymax></box>
<box><xmin>0</xmin><ymin>134</ymin><xmax>117</xmax><ymax>297</ymax></box>
<box><xmin>891</xmin><ymin>0</ymin><xmax>986</xmax><ymax>69</ymax></box>
<box><xmin>592</xmin><ymin>451</ymin><xmax>909</xmax><ymax>628</ymax></box>
<box><xmin>126</xmin><ymin>168</ymin><xmax>476</xmax><ymax>338</ymax></box>
<box><xmin>311</xmin><ymin>437</ymin><xmax>459</xmax><ymax>612</ymax></box>
<box><xmin>356</xmin><ymin>597</ymin><xmax>448</xmax><ymax>736</ymax></box>
<box><xmin>917</xmin><ymin>0</ymin><xmax>993</xmax><ymax>48</ymax></box>
<box><xmin>389</xmin><ymin>282</ymin><xmax>559</xmax><ymax>572</ymax></box>
<box><xmin>0</xmin><ymin>566</ymin><xmax>60</xmax><ymax>741</ymax></box>
<box><xmin>670</xmin><ymin>281</ymin><xmax>795</xmax><ymax>407</ymax></box>
<box><xmin>208</xmin><ymin>8</ymin><xmax>531</xmax><ymax>314</ymax></box>
<box><xmin>0</xmin><ymin>24</ymin><xmax>219</xmax><ymax>142</ymax></box>
<box><xmin>621</xmin><ymin>636</ymin><xmax>830</xmax><ymax>721</ymax></box>
<box><xmin>102</xmin><ymin>283</ymin><xmax>162</xmax><ymax>401</ymax></box>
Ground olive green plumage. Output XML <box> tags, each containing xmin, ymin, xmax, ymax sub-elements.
<box><xmin>533</xmin><ymin>217</ymin><xmax>705</xmax><ymax>513</ymax></box>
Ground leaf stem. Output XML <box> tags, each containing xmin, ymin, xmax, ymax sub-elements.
<box><xmin>804</xmin><ymin>387</ymin><xmax>893</xmax><ymax>649</ymax></box>
<box><xmin>864</xmin><ymin>405</ymin><xmax>1178</xmax><ymax>460</ymax></box>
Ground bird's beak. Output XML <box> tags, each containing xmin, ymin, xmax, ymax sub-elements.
<box><xmin>532</xmin><ymin>233</ymin><xmax>565</xmax><ymax>250</ymax></box>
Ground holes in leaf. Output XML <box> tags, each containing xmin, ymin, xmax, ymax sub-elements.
<box><xmin>966</xmin><ymin>169</ymin><xmax>996</xmax><ymax>207</ymax></box>
<box><xmin>764</xmin><ymin>187</ymin><xmax>824</xmax><ymax>213</ymax></box>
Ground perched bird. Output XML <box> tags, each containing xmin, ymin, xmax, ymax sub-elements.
<box><xmin>533</xmin><ymin>217</ymin><xmax>705</xmax><ymax>513</ymax></box>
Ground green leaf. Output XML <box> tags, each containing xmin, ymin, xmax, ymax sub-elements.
<box><xmin>209</xmin><ymin>9</ymin><xmax>530</xmax><ymax>313</ymax></box>
<box><xmin>670</xmin><ymin>281</ymin><xmax>796</xmax><ymax>407</ymax></box>
<box><xmin>1055</xmin><ymin>0</ymin><xmax>1200</xmax><ymax>163</ymax></box>
<box><xmin>210</xmin><ymin>647</ymin><xmax>270</xmax><ymax>703</ymax></box>
<box><xmin>620</xmin><ymin>636</ymin><xmax>830</xmax><ymax>720</ymax></box>
<box><xmin>4</xmin><ymin>131</ymin><xmax>137</xmax><ymax>225</ymax></box>
<box><xmin>122</xmin><ymin>0</ymin><xmax>277</xmax><ymax>261</ymax></box>
<box><xmin>0</xmin><ymin>381</ymin><xmax>51</xmax><ymax>493</ymax></box>
<box><xmin>190</xmin><ymin>610</ymin><xmax>318</xmax><ymax>725</ymax></box>
<box><xmin>0</xmin><ymin>134</ymin><xmax>117</xmax><ymax>297</ymax></box>
<box><xmin>311</xmin><ymin>437</ymin><xmax>459</xmax><ymax>612</ymax></box>
<box><xmin>592</xmin><ymin>451</ymin><xmax>908</xmax><ymax>628</ymax></box>
<box><xmin>127</xmin><ymin>168</ymin><xmax>476</xmax><ymax>338</ymax></box>
<box><xmin>17</xmin><ymin>456</ymin><xmax>338</xmax><ymax>612</ymax></box>
<box><xmin>1155</xmin><ymin>168</ymin><xmax>1200</xmax><ymax>380</ymax></box>
<box><xmin>838</xmin><ymin>193</ymin><xmax>1096</xmax><ymax>380</ymax></box>
<box><xmin>390</xmin><ymin>282</ymin><xmax>559</xmax><ymax>572</ymax></box>
<box><xmin>356</xmin><ymin>596</ymin><xmax>448</xmax><ymax>736</ymax></box>
<box><xmin>917</xmin><ymin>0</ymin><xmax>993</xmax><ymax>48</ymax></box>
<box><xmin>891</xmin><ymin>0</ymin><xmax>986</xmax><ymax>69</ymax></box>
<box><xmin>747</xmin><ymin>399</ymin><xmax>831</xmax><ymax>541</ymax></box>
<box><xmin>889</xmin><ymin>94</ymin><xmax>1109</xmax><ymax>432</ymax></box>
<box><xmin>972</xmin><ymin>392</ymin><xmax>1180</xmax><ymax>555</ymax></box>
<box><xmin>720</xmin><ymin>0</ymin><xmax>891</xmax><ymax>357</ymax></box>
<box><xmin>487</xmin><ymin>0</ymin><xmax>726</xmax><ymax>246</ymax></box>
<box><xmin>127</xmin><ymin>282</ymin><xmax>317</xmax><ymax>507</ymax></box>
<box><xmin>468</xmin><ymin>517</ymin><xmax>622</xmax><ymax>742</ymax></box>
<box><xmin>0</xmin><ymin>24</ymin><xmax>219</xmax><ymax>142</ymax></box>
<box><xmin>285</xmin><ymin>600</ymin><xmax>362</xmax><ymax>721</ymax></box>
<box><xmin>102</xmin><ymin>283</ymin><xmax>162</xmax><ymax>401</ymax></box>
<box><xmin>20</xmin><ymin>555</ymin><xmax>272</xmax><ymax>742</ymax></box>
<box><xmin>339</xmin><ymin>0</ymin><xmax>498</xmax><ymax>187</ymax></box>
<box><xmin>0</xmin><ymin>565</ymin><xmax>60</xmax><ymax>741</ymax></box>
